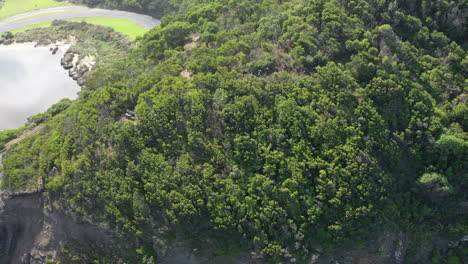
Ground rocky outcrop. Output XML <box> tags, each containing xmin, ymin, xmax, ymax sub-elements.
<box><xmin>61</xmin><ymin>50</ymin><xmax>94</xmax><ymax>86</ymax></box>
<box><xmin>61</xmin><ymin>52</ymin><xmax>75</xmax><ymax>70</ymax></box>
<box><xmin>0</xmin><ymin>191</ymin><xmax>122</xmax><ymax>264</ymax></box>
<box><xmin>0</xmin><ymin>41</ymin><xmax>94</xmax><ymax>87</ymax></box>
<box><xmin>448</xmin><ymin>235</ymin><xmax>468</xmax><ymax>249</ymax></box>
<box><xmin>0</xmin><ymin>38</ymin><xmax>14</xmax><ymax>45</ymax></box>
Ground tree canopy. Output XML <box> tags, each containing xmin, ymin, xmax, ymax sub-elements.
<box><xmin>1</xmin><ymin>0</ymin><xmax>467</xmax><ymax>262</ymax></box>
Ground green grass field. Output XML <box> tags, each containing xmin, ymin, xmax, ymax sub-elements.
<box><xmin>12</xmin><ymin>17</ymin><xmax>148</xmax><ymax>39</ymax></box>
<box><xmin>2</xmin><ymin>0</ymin><xmax>148</xmax><ymax>39</ymax></box>
<box><xmin>68</xmin><ymin>17</ymin><xmax>148</xmax><ymax>39</ymax></box>
<box><xmin>0</xmin><ymin>0</ymin><xmax>72</xmax><ymax>20</ymax></box>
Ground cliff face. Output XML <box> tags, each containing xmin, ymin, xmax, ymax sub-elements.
<box><xmin>0</xmin><ymin>192</ymin><xmax>121</xmax><ymax>264</ymax></box>
<box><xmin>0</xmin><ymin>192</ymin><xmax>45</xmax><ymax>263</ymax></box>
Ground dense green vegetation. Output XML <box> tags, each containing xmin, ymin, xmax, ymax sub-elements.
<box><xmin>0</xmin><ymin>127</ymin><xmax>24</xmax><ymax>150</ymax></box>
<box><xmin>1</xmin><ymin>0</ymin><xmax>467</xmax><ymax>262</ymax></box>
<box><xmin>69</xmin><ymin>0</ymin><xmax>178</xmax><ymax>18</ymax></box>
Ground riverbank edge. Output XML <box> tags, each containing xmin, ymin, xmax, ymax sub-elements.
<box><xmin>0</xmin><ymin>39</ymin><xmax>94</xmax><ymax>87</ymax></box>
<box><xmin>0</xmin><ymin>20</ymin><xmax>135</xmax><ymax>154</ymax></box>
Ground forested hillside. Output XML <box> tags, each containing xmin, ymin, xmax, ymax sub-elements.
<box><xmin>2</xmin><ymin>0</ymin><xmax>467</xmax><ymax>263</ymax></box>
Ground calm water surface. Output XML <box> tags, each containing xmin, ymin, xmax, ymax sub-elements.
<box><xmin>0</xmin><ymin>45</ymin><xmax>79</xmax><ymax>130</ymax></box>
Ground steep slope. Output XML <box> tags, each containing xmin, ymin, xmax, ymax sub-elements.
<box><xmin>1</xmin><ymin>0</ymin><xmax>467</xmax><ymax>263</ymax></box>
<box><xmin>0</xmin><ymin>192</ymin><xmax>124</xmax><ymax>263</ymax></box>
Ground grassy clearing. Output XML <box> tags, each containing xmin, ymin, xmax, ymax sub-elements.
<box><xmin>68</xmin><ymin>17</ymin><xmax>148</xmax><ymax>39</ymax></box>
<box><xmin>12</xmin><ymin>17</ymin><xmax>148</xmax><ymax>39</ymax></box>
<box><xmin>0</xmin><ymin>0</ymin><xmax>72</xmax><ymax>20</ymax></box>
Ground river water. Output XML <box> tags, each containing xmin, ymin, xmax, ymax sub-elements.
<box><xmin>0</xmin><ymin>44</ymin><xmax>79</xmax><ymax>131</ymax></box>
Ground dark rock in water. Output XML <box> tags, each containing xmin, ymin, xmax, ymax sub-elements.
<box><xmin>61</xmin><ymin>52</ymin><xmax>92</xmax><ymax>86</ymax></box>
<box><xmin>69</xmin><ymin>68</ymin><xmax>80</xmax><ymax>81</ymax></box>
<box><xmin>62</xmin><ymin>53</ymin><xmax>74</xmax><ymax>70</ymax></box>
<box><xmin>52</xmin><ymin>47</ymin><xmax>59</xmax><ymax>55</ymax></box>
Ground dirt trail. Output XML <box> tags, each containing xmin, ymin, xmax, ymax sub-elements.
<box><xmin>4</xmin><ymin>124</ymin><xmax>44</xmax><ymax>149</ymax></box>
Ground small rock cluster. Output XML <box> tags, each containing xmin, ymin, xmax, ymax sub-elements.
<box><xmin>448</xmin><ymin>235</ymin><xmax>468</xmax><ymax>249</ymax></box>
<box><xmin>61</xmin><ymin>51</ymin><xmax>91</xmax><ymax>86</ymax></box>
<box><xmin>0</xmin><ymin>32</ymin><xmax>14</xmax><ymax>45</ymax></box>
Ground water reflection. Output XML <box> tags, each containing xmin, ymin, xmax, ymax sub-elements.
<box><xmin>0</xmin><ymin>44</ymin><xmax>79</xmax><ymax>130</ymax></box>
